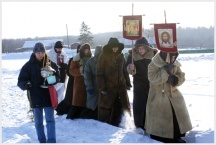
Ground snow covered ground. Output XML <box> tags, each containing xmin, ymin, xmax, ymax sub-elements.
<box><xmin>1</xmin><ymin>51</ymin><xmax>214</xmax><ymax>143</ymax></box>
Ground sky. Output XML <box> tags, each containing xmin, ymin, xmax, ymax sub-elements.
<box><xmin>1</xmin><ymin>1</ymin><xmax>214</xmax><ymax>39</ymax></box>
<box><xmin>2</xmin><ymin>50</ymin><xmax>214</xmax><ymax>143</ymax></box>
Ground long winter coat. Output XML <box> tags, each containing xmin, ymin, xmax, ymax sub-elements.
<box><xmin>145</xmin><ymin>52</ymin><xmax>192</xmax><ymax>139</ymax></box>
<box><xmin>125</xmin><ymin>47</ymin><xmax>157</xmax><ymax>128</ymax></box>
<box><xmin>84</xmin><ymin>48</ymin><xmax>102</xmax><ymax>110</ymax></box>
<box><xmin>96</xmin><ymin>45</ymin><xmax>131</xmax><ymax>125</ymax></box>
<box><xmin>69</xmin><ymin>47</ymin><xmax>92</xmax><ymax>107</ymax></box>
<box><xmin>17</xmin><ymin>53</ymin><xmax>60</xmax><ymax>108</ymax></box>
<box><xmin>55</xmin><ymin>57</ymin><xmax>74</xmax><ymax>115</ymax></box>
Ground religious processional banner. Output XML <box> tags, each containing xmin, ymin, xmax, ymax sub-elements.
<box><xmin>154</xmin><ymin>23</ymin><xmax>177</xmax><ymax>52</ymax></box>
<box><xmin>123</xmin><ymin>15</ymin><xmax>142</xmax><ymax>40</ymax></box>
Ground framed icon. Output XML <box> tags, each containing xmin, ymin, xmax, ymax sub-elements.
<box><xmin>123</xmin><ymin>15</ymin><xmax>142</xmax><ymax>40</ymax></box>
<box><xmin>154</xmin><ymin>23</ymin><xmax>177</xmax><ymax>52</ymax></box>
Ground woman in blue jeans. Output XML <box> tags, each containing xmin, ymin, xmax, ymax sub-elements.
<box><xmin>17</xmin><ymin>42</ymin><xmax>60</xmax><ymax>143</ymax></box>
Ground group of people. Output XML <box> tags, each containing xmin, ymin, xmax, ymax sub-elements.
<box><xmin>17</xmin><ymin>36</ymin><xmax>192</xmax><ymax>143</ymax></box>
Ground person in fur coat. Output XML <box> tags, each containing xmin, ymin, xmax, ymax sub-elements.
<box><xmin>126</xmin><ymin>37</ymin><xmax>157</xmax><ymax>135</ymax></box>
<box><xmin>66</xmin><ymin>43</ymin><xmax>92</xmax><ymax>119</ymax></box>
<box><xmin>96</xmin><ymin>37</ymin><xmax>131</xmax><ymax>127</ymax></box>
<box><xmin>145</xmin><ymin>51</ymin><xmax>192</xmax><ymax>143</ymax></box>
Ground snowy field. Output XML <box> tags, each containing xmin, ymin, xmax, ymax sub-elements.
<box><xmin>1</xmin><ymin>51</ymin><xmax>214</xmax><ymax>143</ymax></box>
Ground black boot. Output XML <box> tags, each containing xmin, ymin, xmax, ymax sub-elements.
<box><xmin>174</xmin><ymin>138</ymin><xmax>186</xmax><ymax>143</ymax></box>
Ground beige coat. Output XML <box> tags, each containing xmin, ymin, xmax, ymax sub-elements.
<box><xmin>145</xmin><ymin>52</ymin><xmax>192</xmax><ymax>138</ymax></box>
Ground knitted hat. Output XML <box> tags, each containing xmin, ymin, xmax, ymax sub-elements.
<box><xmin>33</xmin><ymin>42</ymin><xmax>46</xmax><ymax>53</ymax></box>
<box><xmin>135</xmin><ymin>37</ymin><xmax>152</xmax><ymax>50</ymax></box>
<box><xmin>54</xmin><ymin>41</ymin><xmax>63</xmax><ymax>48</ymax></box>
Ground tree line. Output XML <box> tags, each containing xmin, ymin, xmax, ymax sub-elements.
<box><xmin>2</xmin><ymin>24</ymin><xmax>214</xmax><ymax>53</ymax></box>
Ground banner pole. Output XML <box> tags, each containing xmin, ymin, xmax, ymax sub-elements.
<box><xmin>131</xmin><ymin>3</ymin><xmax>134</xmax><ymax>75</ymax></box>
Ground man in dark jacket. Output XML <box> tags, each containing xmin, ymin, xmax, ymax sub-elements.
<box><xmin>17</xmin><ymin>42</ymin><xmax>60</xmax><ymax>143</ymax></box>
<box><xmin>96</xmin><ymin>37</ymin><xmax>131</xmax><ymax>127</ymax></box>
<box><xmin>126</xmin><ymin>37</ymin><xmax>157</xmax><ymax>135</ymax></box>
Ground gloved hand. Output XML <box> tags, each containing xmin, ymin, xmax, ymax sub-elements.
<box><xmin>167</xmin><ymin>75</ymin><xmax>179</xmax><ymax>87</ymax></box>
<box><xmin>163</xmin><ymin>63</ymin><xmax>173</xmax><ymax>75</ymax></box>
<box><xmin>25</xmin><ymin>81</ymin><xmax>32</xmax><ymax>89</ymax></box>
<box><xmin>59</xmin><ymin>63</ymin><xmax>67</xmax><ymax>69</ymax></box>
<box><xmin>87</xmin><ymin>89</ymin><xmax>94</xmax><ymax>95</ymax></box>
<box><xmin>170</xmin><ymin>75</ymin><xmax>179</xmax><ymax>87</ymax></box>
<box><xmin>101</xmin><ymin>91</ymin><xmax>107</xmax><ymax>94</ymax></box>
<box><xmin>167</xmin><ymin>75</ymin><xmax>173</xmax><ymax>84</ymax></box>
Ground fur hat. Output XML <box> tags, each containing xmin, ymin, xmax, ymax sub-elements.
<box><xmin>103</xmin><ymin>37</ymin><xmax>124</xmax><ymax>51</ymax></box>
<box><xmin>54</xmin><ymin>41</ymin><xmax>63</xmax><ymax>48</ymax></box>
<box><xmin>33</xmin><ymin>42</ymin><xmax>46</xmax><ymax>53</ymax></box>
<box><xmin>135</xmin><ymin>37</ymin><xmax>152</xmax><ymax>50</ymax></box>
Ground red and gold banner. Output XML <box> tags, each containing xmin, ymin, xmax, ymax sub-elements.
<box><xmin>154</xmin><ymin>23</ymin><xmax>177</xmax><ymax>53</ymax></box>
<box><xmin>123</xmin><ymin>15</ymin><xmax>142</xmax><ymax>40</ymax></box>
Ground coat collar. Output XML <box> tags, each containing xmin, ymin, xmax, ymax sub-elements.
<box><xmin>73</xmin><ymin>52</ymin><xmax>80</xmax><ymax>61</ymax></box>
<box><xmin>129</xmin><ymin>47</ymin><xmax>157</xmax><ymax>61</ymax></box>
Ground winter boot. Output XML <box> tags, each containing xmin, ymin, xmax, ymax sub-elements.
<box><xmin>174</xmin><ymin>138</ymin><xmax>186</xmax><ymax>143</ymax></box>
<box><xmin>135</xmin><ymin>127</ymin><xmax>145</xmax><ymax>135</ymax></box>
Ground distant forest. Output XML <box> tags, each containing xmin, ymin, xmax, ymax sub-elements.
<box><xmin>2</xmin><ymin>26</ymin><xmax>214</xmax><ymax>53</ymax></box>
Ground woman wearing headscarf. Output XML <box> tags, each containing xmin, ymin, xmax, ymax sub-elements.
<box><xmin>79</xmin><ymin>45</ymin><xmax>103</xmax><ymax>120</ymax></box>
<box><xmin>145</xmin><ymin>51</ymin><xmax>192</xmax><ymax>143</ymax></box>
<box><xmin>66</xmin><ymin>43</ymin><xmax>92</xmax><ymax>119</ymax></box>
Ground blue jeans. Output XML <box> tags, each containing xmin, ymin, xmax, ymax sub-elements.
<box><xmin>33</xmin><ymin>107</ymin><xmax>56</xmax><ymax>143</ymax></box>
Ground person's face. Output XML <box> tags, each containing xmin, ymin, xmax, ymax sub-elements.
<box><xmin>112</xmin><ymin>47</ymin><xmax>118</xmax><ymax>53</ymax></box>
<box><xmin>84</xmin><ymin>49</ymin><xmax>90</xmax><ymax>55</ymax></box>
<box><xmin>55</xmin><ymin>48</ymin><xmax>62</xmax><ymax>53</ymax></box>
<box><xmin>171</xmin><ymin>55</ymin><xmax>176</xmax><ymax>63</ymax></box>
<box><xmin>35</xmin><ymin>52</ymin><xmax>45</xmax><ymax>61</ymax></box>
<box><xmin>162</xmin><ymin>33</ymin><xmax>169</xmax><ymax>41</ymax></box>
<box><xmin>137</xmin><ymin>46</ymin><xmax>146</xmax><ymax>55</ymax></box>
